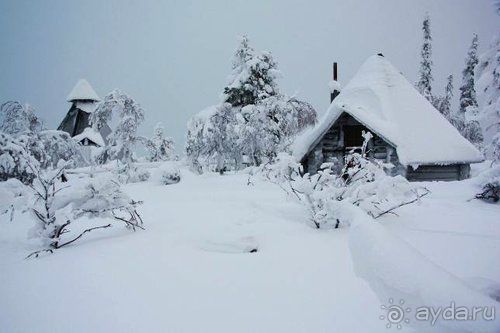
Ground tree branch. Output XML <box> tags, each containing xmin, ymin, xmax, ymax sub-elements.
<box><xmin>56</xmin><ymin>224</ymin><xmax>112</xmax><ymax>249</ymax></box>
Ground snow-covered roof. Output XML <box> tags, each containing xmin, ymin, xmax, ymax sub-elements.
<box><xmin>67</xmin><ymin>79</ymin><xmax>100</xmax><ymax>102</ymax></box>
<box><xmin>74</xmin><ymin>101</ymin><xmax>98</xmax><ymax>113</ymax></box>
<box><xmin>73</xmin><ymin>127</ymin><xmax>105</xmax><ymax>147</ymax></box>
<box><xmin>293</xmin><ymin>54</ymin><xmax>484</xmax><ymax>166</ymax></box>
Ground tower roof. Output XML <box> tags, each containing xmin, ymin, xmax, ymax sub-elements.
<box><xmin>66</xmin><ymin>79</ymin><xmax>100</xmax><ymax>102</ymax></box>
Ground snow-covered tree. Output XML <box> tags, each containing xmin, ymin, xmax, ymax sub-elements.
<box><xmin>201</xmin><ymin>104</ymin><xmax>239</xmax><ymax>173</ymax></box>
<box><xmin>0</xmin><ymin>101</ymin><xmax>43</xmax><ymax>136</ymax></box>
<box><xmin>146</xmin><ymin>122</ymin><xmax>176</xmax><ymax>162</ymax></box>
<box><xmin>435</xmin><ymin>75</ymin><xmax>454</xmax><ymax>121</ymax></box>
<box><xmin>223</xmin><ymin>36</ymin><xmax>280</xmax><ymax>107</ymax></box>
<box><xmin>186</xmin><ymin>36</ymin><xmax>317</xmax><ymax>173</ymax></box>
<box><xmin>475</xmin><ymin>4</ymin><xmax>500</xmax><ymax>202</ymax></box>
<box><xmin>236</xmin><ymin>95</ymin><xmax>317</xmax><ymax>164</ymax></box>
<box><xmin>460</xmin><ymin>34</ymin><xmax>480</xmax><ymax>115</ymax></box>
<box><xmin>476</xmin><ymin>34</ymin><xmax>500</xmax><ymax>158</ymax></box>
<box><xmin>416</xmin><ymin>15</ymin><xmax>434</xmax><ymax>102</ymax></box>
<box><xmin>93</xmin><ymin>90</ymin><xmax>145</xmax><ymax>164</ymax></box>
<box><xmin>458</xmin><ymin>34</ymin><xmax>483</xmax><ymax>147</ymax></box>
<box><xmin>186</xmin><ymin>105</ymin><xmax>233</xmax><ymax>173</ymax></box>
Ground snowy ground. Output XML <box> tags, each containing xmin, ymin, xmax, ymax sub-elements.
<box><xmin>0</xmin><ymin>165</ymin><xmax>499</xmax><ymax>332</ymax></box>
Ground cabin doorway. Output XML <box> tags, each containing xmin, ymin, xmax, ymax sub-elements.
<box><xmin>343</xmin><ymin>125</ymin><xmax>366</xmax><ymax>149</ymax></box>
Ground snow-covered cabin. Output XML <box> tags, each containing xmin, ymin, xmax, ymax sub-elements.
<box><xmin>294</xmin><ymin>54</ymin><xmax>484</xmax><ymax>181</ymax></box>
<box><xmin>57</xmin><ymin>79</ymin><xmax>111</xmax><ymax>147</ymax></box>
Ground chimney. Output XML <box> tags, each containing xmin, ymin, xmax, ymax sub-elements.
<box><xmin>330</xmin><ymin>62</ymin><xmax>340</xmax><ymax>103</ymax></box>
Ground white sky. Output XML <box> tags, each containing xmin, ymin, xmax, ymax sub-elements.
<box><xmin>0</xmin><ymin>0</ymin><xmax>498</xmax><ymax>148</ymax></box>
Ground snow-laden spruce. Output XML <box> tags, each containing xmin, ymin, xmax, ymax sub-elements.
<box><xmin>457</xmin><ymin>34</ymin><xmax>484</xmax><ymax>148</ymax></box>
<box><xmin>186</xmin><ymin>36</ymin><xmax>317</xmax><ymax>173</ymax></box>
<box><xmin>434</xmin><ymin>74</ymin><xmax>454</xmax><ymax>122</ymax></box>
<box><xmin>416</xmin><ymin>14</ymin><xmax>434</xmax><ymax>103</ymax></box>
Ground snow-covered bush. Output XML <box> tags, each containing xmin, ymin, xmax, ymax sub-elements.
<box><xmin>19</xmin><ymin>130</ymin><xmax>87</xmax><ymax>169</ymax></box>
<box><xmin>26</xmin><ymin>164</ymin><xmax>144</xmax><ymax>258</ymax></box>
<box><xmin>0</xmin><ymin>178</ymin><xmax>31</xmax><ymax>222</ymax></box>
<box><xmin>116</xmin><ymin>163</ymin><xmax>150</xmax><ymax>184</ymax></box>
<box><xmin>476</xmin><ymin>166</ymin><xmax>500</xmax><ymax>203</ymax></box>
<box><xmin>0</xmin><ymin>101</ymin><xmax>43</xmax><ymax>136</ymax></box>
<box><xmin>0</xmin><ymin>132</ymin><xmax>38</xmax><ymax>184</ymax></box>
<box><xmin>334</xmin><ymin>133</ymin><xmax>428</xmax><ymax>218</ymax></box>
<box><xmin>159</xmin><ymin>162</ymin><xmax>181</xmax><ymax>185</ymax></box>
<box><xmin>476</xmin><ymin>134</ymin><xmax>500</xmax><ymax>203</ymax></box>
<box><xmin>255</xmin><ymin>132</ymin><xmax>428</xmax><ymax>228</ymax></box>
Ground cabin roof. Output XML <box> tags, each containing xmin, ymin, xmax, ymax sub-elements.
<box><xmin>293</xmin><ymin>54</ymin><xmax>484</xmax><ymax>166</ymax></box>
<box><xmin>67</xmin><ymin>79</ymin><xmax>100</xmax><ymax>102</ymax></box>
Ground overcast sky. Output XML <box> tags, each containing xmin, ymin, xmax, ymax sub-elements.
<box><xmin>1</xmin><ymin>0</ymin><xmax>498</xmax><ymax>148</ymax></box>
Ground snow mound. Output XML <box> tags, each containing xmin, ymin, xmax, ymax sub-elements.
<box><xmin>349</xmin><ymin>218</ymin><xmax>500</xmax><ymax>332</ymax></box>
<box><xmin>159</xmin><ymin>162</ymin><xmax>181</xmax><ymax>185</ymax></box>
<box><xmin>67</xmin><ymin>79</ymin><xmax>100</xmax><ymax>102</ymax></box>
<box><xmin>294</xmin><ymin>54</ymin><xmax>484</xmax><ymax>166</ymax></box>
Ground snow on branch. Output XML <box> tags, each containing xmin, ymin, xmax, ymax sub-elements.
<box><xmin>25</xmin><ymin>162</ymin><xmax>144</xmax><ymax>258</ymax></box>
<box><xmin>254</xmin><ymin>132</ymin><xmax>429</xmax><ymax>228</ymax></box>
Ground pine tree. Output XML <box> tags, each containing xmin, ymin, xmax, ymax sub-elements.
<box><xmin>223</xmin><ymin>36</ymin><xmax>279</xmax><ymax>107</ymax></box>
<box><xmin>417</xmin><ymin>14</ymin><xmax>434</xmax><ymax>102</ymax></box>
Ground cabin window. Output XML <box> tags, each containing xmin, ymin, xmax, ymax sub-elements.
<box><xmin>343</xmin><ymin>125</ymin><xmax>365</xmax><ymax>147</ymax></box>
